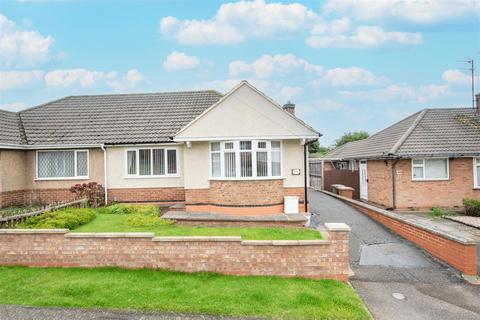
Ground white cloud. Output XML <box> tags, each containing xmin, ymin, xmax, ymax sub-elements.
<box><xmin>0</xmin><ymin>102</ymin><xmax>28</xmax><ymax>112</ymax></box>
<box><xmin>307</xmin><ymin>25</ymin><xmax>422</xmax><ymax>48</ymax></box>
<box><xmin>45</xmin><ymin>68</ymin><xmax>146</xmax><ymax>90</ymax></box>
<box><xmin>279</xmin><ymin>86</ymin><xmax>303</xmax><ymax>100</ymax></box>
<box><xmin>0</xmin><ymin>14</ymin><xmax>54</xmax><ymax>66</ymax></box>
<box><xmin>318</xmin><ymin>67</ymin><xmax>387</xmax><ymax>87</ymax></box>
<box><xmin>107</xmin><ymin>69</ymin><xmax>146</xmax><ymax>91</ymax></box>
<box><xmin>229</xmin><ymin>53</ymin><xmax>323</xmax><ymax>78</ymax></box>
<box><xmin>163</xmin><ymin>51</ymin><xmax>200</xmax><ymax>71</ymax></box>
<box><xmin>322</xmin><ymin>0</ymin><xmax>480</xmax><ymax>24</ymax></box>
<box><xmin>159</xmin><ymin>0</ymin><xmax>319</xmax><ymax>45</ymax></box>
<box><xmin>441</xmin><ymin>69</ymin><xmax>479</xmax><ymax>86</ymax></box>
<box><xmin>0</xmin><ymin>70</ymin><xmax>44</xmax><ymax>90</ymax></box>
<box><xmin>305</xmin><ymin>99</ymin><xmax>351</xmax><ymax>112</ymax></box>
<box><xmin>339</xmin><ymin>84</ymin><xmax>450</xmax><ymax>103</ymax></box>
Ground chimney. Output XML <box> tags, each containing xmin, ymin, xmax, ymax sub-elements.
<box><xmin>476</xmin><ymin>93</ymin><xmax>480</xmax><ymax>115</ymax></box>
<box><xmin>283</xmin><ymin>101</ymin><xmax>295</xmax><ymax>115</ymax></box>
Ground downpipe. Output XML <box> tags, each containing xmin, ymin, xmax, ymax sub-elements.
<box><xmin>391</xmin><ymin>158</ymin><xmax>400</xmax><ymax>210</ymax></box>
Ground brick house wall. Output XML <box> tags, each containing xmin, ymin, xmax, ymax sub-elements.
<box><xmin>108</xmin><ymin>187</ymin><xmax>185</xmax><ymax>203</ymax></box>
<box><xmin>365</xmin><ymin>158</ymin><xmax>480</xmax><ymax>210</ymax></box>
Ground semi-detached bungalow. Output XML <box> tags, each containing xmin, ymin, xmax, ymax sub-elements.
<box><xmin>323</xmin><ymin>95</ymin><xmax>480</xmax><ymax>211</ymax></box>
<box><xmin>0</xmin><ymin>81</ymin><xmax>320</xmax><ymax>217</ymax></box>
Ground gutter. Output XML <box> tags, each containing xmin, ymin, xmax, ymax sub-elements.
<box><xmin>0</xmin><ymin>143</ymin><xmax>104</xmax><ymax>150</ymax></box>
<box><xmin>101</xmin><ymin>144</ymin><xmax>108</xmax><ymax>205</ymax></box>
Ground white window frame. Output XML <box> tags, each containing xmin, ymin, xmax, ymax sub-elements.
<box><xmin>474</xmin><ymin>158</ymin><xmax>480</xmax><ymax>189</ymax></box>
<box><xmin>411</xmin><ymin>158</ymin><xmax>450</xmax><ymax>181</ymax></box>
<box><xmin>124</xmin><ymin>147</ymin><xmax>179</xmax><ymax>178</ymax></box>
<box><xmin>36</xmin><ymin>150</ymin><xmax>89</xmax><ymax>180</ymax></box>
<box><xmin>209</xmin><ymin>140</ymin><xmax>283</xmax><ymax>180</ymax></box>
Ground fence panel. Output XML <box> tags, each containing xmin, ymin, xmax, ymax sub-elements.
<box><xmin>308</xmin><ymin>159</ymin><xmax>323</xmax><ymax>191</ymax></box>
<box><xmin>324</xmin><ymin>169</ymin><xmax>360</xmax><ymax>199</ymax></box>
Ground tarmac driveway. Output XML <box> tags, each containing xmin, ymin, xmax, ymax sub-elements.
<box><xmin>309</xmin><ymin>190</ymin><xmax>480</xmax><ymax>320</ymax></box>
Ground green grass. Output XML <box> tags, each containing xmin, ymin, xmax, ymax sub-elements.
<box><xmin>73</xmin><ymin>213</ymin><xmax>321</xmax><ymax>240</ymax></box>
<box><xmin>0</xmin><ymin>266</ymin><xmax>370</xmax><ymax>319</ymax></box>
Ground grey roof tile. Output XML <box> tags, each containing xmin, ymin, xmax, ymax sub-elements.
<box><xmin>324</xmin><ymin>108</ymin><xmax>480</xmax><ymax>159</ymax></box>
<box><xmin>0</xmin><ymin>110</ymin><xmax>22</xmax><ymax>145</ymax></box>
<box><xmin>4</xmin><ymin>90</ymin><xmax>223</xmax><ymax>145</ymax></box>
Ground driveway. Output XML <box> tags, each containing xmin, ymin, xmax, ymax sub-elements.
<box><xmin>309</xmin><ymin>190</ymin><xmax>480</xmax><ymax>320</ymax></box>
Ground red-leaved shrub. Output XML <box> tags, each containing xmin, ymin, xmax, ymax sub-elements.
<box><xmin>70</xmin><ymin>182</ymin><xmax>105</xmax><ymax>207</ymax></box>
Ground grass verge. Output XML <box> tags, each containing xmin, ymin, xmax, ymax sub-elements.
<box><xmin>0</xmin><ymin>266</ymin><xmax>370</xmax><ymax>320</ymax></box>
<box><xmin>73</xmin><ymin>213</ymin><xmax>321</xmax><ymax>240</ymax></box>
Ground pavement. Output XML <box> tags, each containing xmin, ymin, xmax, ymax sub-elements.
<box><xmin>309</xmin><ymin>190</ymin><xmax>480</xmax><ymax>320</ymax></box>
<box><xmin>0</xmin><ymin>305</ymin><xmax>260</xmax><ymax>320</ymax></box>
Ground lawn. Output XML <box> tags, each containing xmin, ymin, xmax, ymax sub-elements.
<box><xmin>0</xmin><ymin>266</ymin><xmax>370</xmax><ymax>319</ymax></box>
<box><xmin>73</xmin><ymin>213</ymin><xmax>321</xmax><ymax>240</ymax></box>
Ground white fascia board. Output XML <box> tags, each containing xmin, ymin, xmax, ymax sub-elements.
<box><xmin>174</xmin><ymin>135</ymin><xmax>319</xmax><ymax>142</ymax></box>
<box><xmin>0</xmin><ymin>143</ymin><xmax>103</xmax><ymax>150</ymax></box>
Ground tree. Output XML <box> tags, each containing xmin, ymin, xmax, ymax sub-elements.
<box><xmin>334</xmin><ymin>131</ymin><xmax>369</xmax><ymax>148</ymax></box>
<box><xmin>308</xmin><ymin>140</ymin><xmax>331</xmax><ymax>157</ymax></box>
<box><xmin>308</xmin><ymin>140</ymin><xmax>320</xmax><ymax>153</ymax></box>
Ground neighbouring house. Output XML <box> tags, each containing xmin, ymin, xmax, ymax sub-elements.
<box><xmin>322</xmin><ymin>95</ymin><xmax>480</xmax><ymax>211</ymax></box>
<box><xmin>0</xmin><ymin>81</ymin><xmax>320</xmax><ymax>217</ymax></box>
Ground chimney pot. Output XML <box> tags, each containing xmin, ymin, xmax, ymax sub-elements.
<box><xmin>283</xmin><ymin>101</ymin><xmax>295</xmax><ymax>115</ymax></box>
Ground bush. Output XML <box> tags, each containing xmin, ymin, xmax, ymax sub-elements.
<box><xmin>463</xmin><ymin>198</ymin><xmax>480</xmax><ymax>217</ymax></box>
<box><xmin>70</xmin><ymin>182</ymin><xmax>105</xmax><ymax>207</ymax></box>
<box><xmin>125</xmin><ymin>214</ymin><xmax>174</xmax><ymax>227</ymax></box>
<box><xmin>20</xmin><ymin>208</ymin><xmax>96</xmax><ymax>229</ymax></box>
<box><xmin>429</xmin><ymin>207</ymin><xmax>445</xmax><ymax>218</ymax></box>
<box><xmin>96</xmin><ymin>204</ymin><xmax>136</xmax><ymax>215</ymax></box>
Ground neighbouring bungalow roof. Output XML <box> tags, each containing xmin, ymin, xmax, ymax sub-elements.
<box><xmin>0</xmin><ymin>90</ymin><xmax>223</xmax><ymax>146</ymax></box>
<box><xmin>324</xmin><ymin>108</ymin><xmax>480</xmax><ymax>160</ymax></box>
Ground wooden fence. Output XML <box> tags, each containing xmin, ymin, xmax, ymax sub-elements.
<box><xmin>0</xmin><ymin>198</ymin><xmax>88</xmax><ymax>228</ymax></box>
<box><xmin>308</xmin><ymin>159</ymin><xmax>360</xmax><ymax>199</ymax></box>
<box><xmin>308</xmin><ymin>159</ymin><xmax>323</xmax><ymax>190</ymax></box>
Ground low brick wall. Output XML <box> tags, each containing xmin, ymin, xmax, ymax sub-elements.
<box><xmin>0</xmin><ymin>189</ymin><xmax>74</xmax><ymax>208</ymax></box>
<box><xmin>324</xmin><ymin>191</ymin><xmax>478</xmax><ymax>275</ymax></box>
<box><xmin>108</xmin><ymin>187</ymin><xmax>185</xmax><ymax>203</ymax></box>
<box><xmin>0</xmin><ymin>223</ymin><xmax>351</xmax><ymax>281</ymax></box>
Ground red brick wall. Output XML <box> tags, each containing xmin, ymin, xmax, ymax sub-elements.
<box><xmin>367</xmin><ymin>160</ymin><xmax>393</xmax><ymax>208</ymax></box>
<box><xmin>0</xmin><ymin>228</ymin><xmax>350</xmax><ymax>281</ymax></box>
<box><xmin>0</xmin><ymin>189</ymin><xmax>75</xmax><ymax>207</ymax></box>
<box><xmin>0</xmin><ymin>190</ymin><xmax>26</xmax><ymax>207</ymax></box>
<box><xmin>185</xmin><ymin>182</ymin><xmax>306</xmax><ymax>215</ymax></box>
<box><xmin>395</xmin><ymin>158</ymin><xmax>480</xmax><ymax>209</ymax></box>
<box><xmin>108</xmin><ymin>187</ymin><xmax>185</xmax><ymax>203</ymax></box>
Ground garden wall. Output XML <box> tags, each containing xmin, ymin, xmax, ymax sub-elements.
<box><xmin>0</xmin><ymin>223</ymin><xmax>351</xmax><ymax>281</ymax></box>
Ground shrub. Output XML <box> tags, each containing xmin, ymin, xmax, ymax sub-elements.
<box><xmin>96</xmin><ymin>204</ymin><xmax>135</xmax><ymax>215</ymax></box>
<box><xmin>429</xmin><ymin>207</ymin><xmax>445</xmax><ymax>218</ymax></box>
<box><xmin>20</xmin><ymin>208</ymin><xmax>96</xmax><ymax>229</ymax></box>
<box><xmin>125</xmin><ymin>214</ymin><xmax>174</xmax><ymax>227</ymax></box>
<box><xmin>70</xmin><ymin>182</ymin><xmax>105</xmax><ymax>207</ymax></box>
<box><xmin>463</xmin><ymin>198</ymin><xmax>480</xmax><ymax>217</ymax></box>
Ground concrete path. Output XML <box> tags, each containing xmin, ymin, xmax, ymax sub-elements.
<box><xmin>0</xmin><ymin>305</ymin><xmax>259</xmax><ymax>320</ymax></box>
<box><xmin>309</xmin><ymin>190</ymin><xmax>480</xmax><ymax>320</ymax></box>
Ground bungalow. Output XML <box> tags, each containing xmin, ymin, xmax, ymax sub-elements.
<box><xmin>0</xmin><ymin>81</ymin><xmax>320</xmax><ymax>217</ymax></box>
<box><xmin>323</xmin><ymin>95</ymin><xmax>480</xmax><ymax>211</ymax></box>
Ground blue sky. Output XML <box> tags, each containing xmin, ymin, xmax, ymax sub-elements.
<box><xmin>0</xmin><ymin>0</ymin><xmax>479</xmax><ymax>145</ymax></box>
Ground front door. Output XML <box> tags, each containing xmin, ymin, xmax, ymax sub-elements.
<box><xmin>359</xmin><ymin>160</ymin><xmax>368</xmax><ymax>201</ymax></box>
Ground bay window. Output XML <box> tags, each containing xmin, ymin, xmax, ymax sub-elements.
<box><xmin>37</xmin><ymin>150</ymin><xmax>89</xmax><ymax>179</ymax></box>
<box><xmin>412</xmin><ymin>158</ymin><xmax>449</xmax><ymax>180</ymax></box>
<box><xmin>474</xmin><ymin>158</ymin><xmax>480</xmax><ymax>188</ymax></box>
<box><xmin>210</xmin><ymin>140</ymin><xmax>282</xmax><ymax>179</ymax></box>
<box><xmin>126</xmin><ymin>148</ymin><xmax>178</xmax><ymax>177</ymax></box>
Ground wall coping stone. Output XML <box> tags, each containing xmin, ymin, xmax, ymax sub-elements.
<box><xmin>0</xmin><ymin>229</ymin><xmax>69</xmax><ymax>234</ymax></box>
<box><xmin>325</xmin><ymin>222</ymin><xmax>351</xmax><ymax>232</ymax></box>
<box><xmin>323</xmin><ymin>190</ymin><xmax>477</xmax><ymax>244</ymax></box>
<box><xmin>66</xmin><ymin>232</ymin><xmax>155</xmax><ymax>238</ymax></box>
<box><xmin>153</xmin><ymin>236</ymin><xmax>242</xmax><ymax>242</ymax></box>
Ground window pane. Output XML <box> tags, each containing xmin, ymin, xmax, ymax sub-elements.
<box><xmin>412</xmin><ymin>159</ymin><xmax>423</xmax><ymax>166</ymax></box>
<box><xmin>167</xmin><ymin>150</ymin><xmax>177</xmax><ymax>174</ymax></box>
<box><xmin>127</xmin><ymin>150</ymin><xmax>136</xmax><ymax>175</ymax></box>
<box><xmin>241</xmin><ymin>152</ymin><xmax>252</xmax><ymax>177</ymax></box>
<box><xmin>139</xmin><ymin>149</ymin><xmax>151</xmax><ymax>176</ymax></box>
<box><xmin>413</xmin><ymin>166</ymin><xmax>424</xmax><ymax>179</ymax></box>
<box><xmin>256</xmin><ymin>151</ymin><xmax>268</xmax><ymax>177</ymax></box>
<box><xmin>476</xmin><ymin>164</ymin><xmax>480</xmax><ymax>187</ymax></box>
<box><xmin>240</xmin><ymin>141</ymin><xmax>252</xmax><ymax>150</ymax></box>
<box><xmin>257</xmin><ymin>141</ymin><xmax>266</xmax><ymax>149</ymax></box>
<box><xmin>224</xmin><ymin>142</ymin><xmax>234</xmax><ymax>150</ymax></box>
<box><xmin>211</xmin><ymin>153</ymin><xmax>221</xmax><ymax>177</ymax></box>
<box><xmin>425</xmin><ymin>159</ymin><xmax>447</xmax><ymax>179</ymax></box>
<box><xmin>271</xmin><ymin>151</ymin><xmax>281</xmax><ymax>176</ymax></box>
<box><xmin>38</xmin><ymin>151</ymin><xmax>75</xmax><ymax>178</ymax></box>
<box><xmin>224</xmin><ymin>152</ymin><xmax>236</xmax><ymax>177</ymax></box>
<box><xmin>76</xmin><ymin>151</ymin><xmax>88</xmax><ymax>176</ymax></box>
<box><xmin>211</xmin><ymin>142</ymin><xmax>220</xmax><ymax>151</ymax></box>
<box><xmin>152</xmin><ymin>149</ymin><xmax>165</xmax><ymax>175</ymax></box>
<box><xmin>271</xmin><ymin>141</ymin><xmax>280</xmax><ymax>149</ymax></box>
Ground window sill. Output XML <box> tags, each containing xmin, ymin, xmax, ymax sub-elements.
<box><xmin>35</xmin><ymin>177</ymin><xmax>90</xmax><ymax>181</ymax></box>
<box><xmin>124</xmin><ymin>175</ymin><xmax>180</xmax><ymax>179</ymax></box>
<box><xmin>411</xmin><ymin>178</ymin><xmax>450</xmax><ymax>182</ymax></box>
<box><xmin>209</xmin><ymin>177</ymin><xmax>285</xmax><ymax>181</ymax></box>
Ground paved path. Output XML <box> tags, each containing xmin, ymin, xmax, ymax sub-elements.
<box><xmin>309</xmin><ymin>190</ymin><xmax>480</xmax><ymax>320</ymax></box>
<box><xmin>0</xmin><ymin>305</ymin><xmax>259</xmax><ymax>320</ymax></box>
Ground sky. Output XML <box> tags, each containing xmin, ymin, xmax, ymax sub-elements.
<box><xmin>0</xmin><ymin>0</ymin><xmax>479</xmax><ymax>146</ymax></box>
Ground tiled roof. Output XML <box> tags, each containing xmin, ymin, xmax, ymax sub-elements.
<box><xmin>0</xmin><ymin>110</ymin><xmax>23</xmax><ymax>145</ymax></box>
<box><xmin>324</xmin><ymin>108</ymin><xmax>480</xmax><ymax>159</ymax></box>
<box><xmin>2</xmin><ymin>91</ymin><xmax>223</xmax><ymax>146</ymax></box>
